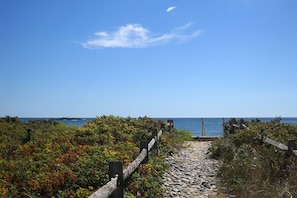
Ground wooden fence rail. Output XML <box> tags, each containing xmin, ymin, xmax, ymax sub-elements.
<box><xmin>263</xmin><ymin>136</ymin><xmax>297</xmax><ymax>156</ymax></box>
<box><xmin>89</xmin><ymin>127</ymin><xmax>164</xmax><ymax>198</ymax></box>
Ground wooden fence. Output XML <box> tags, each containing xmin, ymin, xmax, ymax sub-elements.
<box><xmin>263</xmin><ymin>136</ymin><xmax>297</xmax><ymax>156</ymax></box>
<box><xmin>192</xmin><ymin>118</ymin><xmax>222</xmax><ymax>141</ymax></box>
<box><xmin>89</xmin><ymin>123</ymin><xmax>166</xmax><ymax>198</ymax></box>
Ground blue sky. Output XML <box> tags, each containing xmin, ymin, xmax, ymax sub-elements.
<box><xmin>1</xmin><ymin>0</ymin><xmax>296</xmax><ymax>118</ymax></box>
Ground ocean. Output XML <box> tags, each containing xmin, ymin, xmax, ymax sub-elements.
<box><xmin>20</xmin><ymin>117</ymin><xmax>297</xmax><ymax>137</ymax></box>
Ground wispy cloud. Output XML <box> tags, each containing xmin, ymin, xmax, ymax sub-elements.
<box><xmin>81</xmin><ymin>23</ymin><xmax>203</xmax><ymax>49</ymax></box>
<box><xmin>166</xmin><ymin>6</ymin><xmax>176</xmax><ymax>12</ymax></box>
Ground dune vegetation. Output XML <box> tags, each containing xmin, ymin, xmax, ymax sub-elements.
<box><xmin>0</xmin><ymin>116</ymin><xmax>192</xmax><ymax>197</ymax></box>
<box><xmin>210</xmin><ymin>118</ymin><xmax>297</xmax><ymax>197</ymax></box>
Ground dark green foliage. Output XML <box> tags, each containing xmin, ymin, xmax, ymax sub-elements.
<box><xmin>210</xmin><ymin>118</ymin><xmax>297</xmax><ymax>197</ymax></box>
<box><xmin>0</xmin><ymin>116</ymin><xmax>191</xmax><ymax>197</ymax></box>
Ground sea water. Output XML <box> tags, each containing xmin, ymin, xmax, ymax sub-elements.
<box><xmin>158</xmin><ymin>118</ymin><xmax>224</xmax><ymax>137</ymax></box>
<box><xmin>20</xmin><ymin>117</ymin><xmax>297</xmax><ymax>137</ymax></box>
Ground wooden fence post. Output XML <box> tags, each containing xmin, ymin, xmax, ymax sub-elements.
<box><xmin>288</xmin><ymin>139</ymin><xmax>297</xmax><ymax>154</ymax></box>
<box><xmin>201</xmin><ymin>118</ymin><xmax>206</xmax><ymax>136</ymax></box>
<box><xmin>140</xmin><ymin>140</ymin><xmax>148</xmax><ymax>164</ymax></box>
<box><xmin>109</xmin><ymin>161</ymin><xmax>123</xmax><ymax>198</ymax></box>
<box><xmin>152</xmin><ymin>128</ymin><xmax>158</xmax><ymax>150</ymax></box>
<box><xmin>167</xmin><ymin>120</ymin><xmax>174</xmax><ymax>131</ymax></box>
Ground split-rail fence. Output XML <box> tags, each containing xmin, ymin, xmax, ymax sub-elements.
<box><xmin>89</xmin><ymin>120</ymin><xmax>174</xmax><ymax>198</ymax></box>
<box><xmin>263</xmin><ymin>136</ymin><xmax>297</xmax><ymax>156</ymax></box>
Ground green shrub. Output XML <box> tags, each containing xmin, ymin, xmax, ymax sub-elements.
<box><xmin>211</xmin><ymin>118</ymin><xmax>297</xmax><ymax>197</ymax></box>
<box><xmin>0</xmin><ymin>116</ymin><xmax>190</xmax><ymax>197</ymax></box>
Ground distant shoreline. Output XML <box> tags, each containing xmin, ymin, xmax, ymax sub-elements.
<box><xmin>50</xmin><ymin>117</ymin><xmax>83</xmax><ymax>121</ymax></box>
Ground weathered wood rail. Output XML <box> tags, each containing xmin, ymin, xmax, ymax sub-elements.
<box><xmin>89</xmin><ymin>125</ymin><xmax>165</xmax><ymax>198</ymax></box>
<box><xmin>193</xmin><ymin>136</ymin><xmax>220</xmax><ymax>141</ymax></box>
<box><xmin>263</xmin><ymin>136</ymin><xmax>297</xmax><ymax>156</ymax></box>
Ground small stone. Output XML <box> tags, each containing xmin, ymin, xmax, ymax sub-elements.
<box><xmin>172</xmin><ymin>188</ymin><xmax>179</xmax><ymax>192</ymax></box>
<box><xmin>162</xmin><ymin>141</ymin><xmax>222</xmax><ymax>198</ymax></box>
<box><xmin>202</xmin><ymin>181</ymin><xmax>211</xmax><ymax>189</ymax></box>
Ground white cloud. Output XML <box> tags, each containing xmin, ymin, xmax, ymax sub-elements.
<box><xmin>81</xmin><ymin>23</ymin><xmax>203</xmax><ymax>49</ymax></box>
<box><xmin>166</xmin><ymin>6</ymin><xmax>176</xmax><ymax>12</ymax></box>
<box><xmin>173</xmin><ymin>22</ymin><xmax>194</xmax><ymax>31</ymax></box>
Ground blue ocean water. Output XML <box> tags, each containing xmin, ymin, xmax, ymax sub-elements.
<box><xmin>160</xmin><ymin>118</ymin><xmax>297</xmax><ymax>137</ymax></box>
<box><xmin>19</xmin><ymin>117</ymin><xmax>297</xmax><ymax>137</ymax></box>
<box><xmin>159</xmin><ymin>118</ymin><xmax>224</xmax><ymax>137</ymax></box>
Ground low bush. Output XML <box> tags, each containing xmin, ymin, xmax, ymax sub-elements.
<box><xmin>0</xmin><ymin>116</ymin><xmax>191</xmax><ymax>197</ymax></box>
<box><xmin>210</xmin><ymin>118</ymin><xmax>297</xmax><ymax>197</ymax></box>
